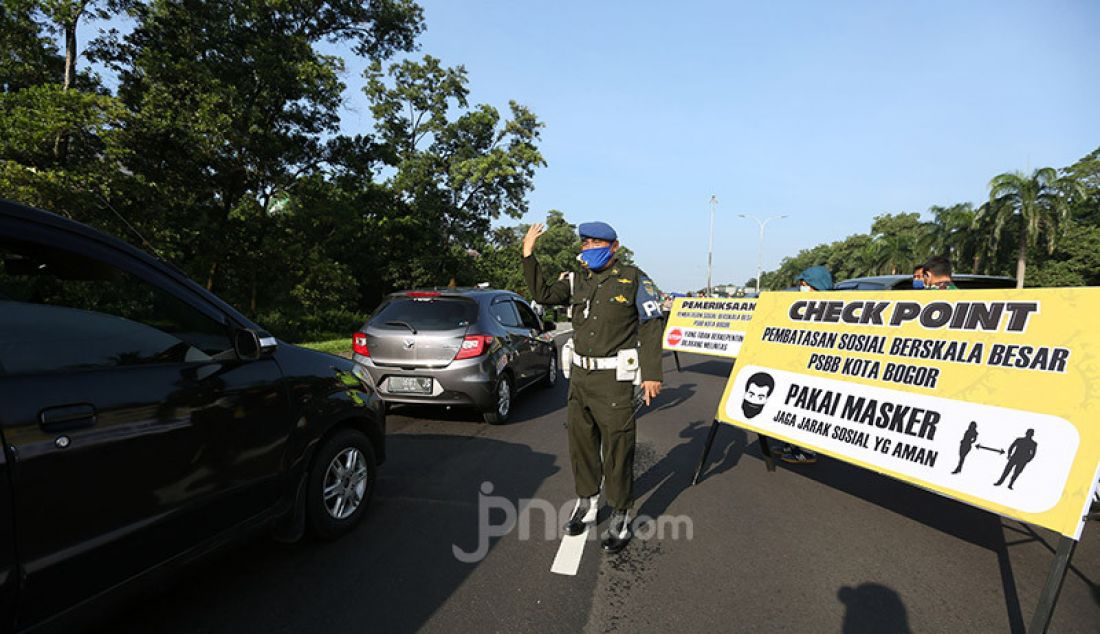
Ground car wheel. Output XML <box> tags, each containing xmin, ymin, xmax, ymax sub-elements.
<box><xmin>483</xmin><ymin>374</ymin><xmax>513</xmax><ymax>425</ymax></box>
<box><xmin>307</xmin><ymin>428</ymin><xmax>377</xmax><ymax>540</ymax></box>
<box><xmin>540</xmin><ymin>347</ymin><xmax>558</xmax><ymax>388</ymax></box>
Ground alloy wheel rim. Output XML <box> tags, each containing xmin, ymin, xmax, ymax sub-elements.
<box><xmin>323</xmin><ymin>447</ymin><xmax>369</xmax><ymax>520</ymax></box>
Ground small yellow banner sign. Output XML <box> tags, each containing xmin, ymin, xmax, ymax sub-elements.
<box><xmin>662</xmin><ymin>297</ymin><xmax>756</xmax><ymax>359</ymax></box>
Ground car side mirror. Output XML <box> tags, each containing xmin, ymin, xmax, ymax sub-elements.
<box><xmin>542</xmin><ymin>320</ymin><xmax>555</xmax><ymax>333</ymax></box>
<box><xmin>234</xmin><ymin>329</ymin><xmax>262</xmax><ymax>360</ymax></box>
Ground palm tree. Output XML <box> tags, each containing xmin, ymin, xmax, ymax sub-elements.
<box><xmin>969</xmin><ymin>202</ymin><xmax>998</xmax><ymax>274</ymax></box>
<box><xmin>922</xmin><ymin>203</ymin><xmax>977</xmax><ymax>269</ymax></box>
<box><xmin>982</xmin><ymin>168</ymin><xmax>1082</xmax><ymax>288</ymax></box>
<box><xmin>868</xmin><ymin>231</ymin><xmax>919</xmax><ymax>275</ymax></box>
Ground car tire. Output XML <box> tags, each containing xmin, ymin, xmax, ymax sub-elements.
<box><xmin>540</xmin><ymin>347</ymin><xmax>558</xmax><ymax>388</ymax></box>
<box><xmin>306</xmin><ymin>428</ymin><xmax>377</xmax><ymax>541</ymax></box>
<box><xmin>483</xmin><ymin>374</ymin><xmax>513</xmax><ymax>425</ymax></box>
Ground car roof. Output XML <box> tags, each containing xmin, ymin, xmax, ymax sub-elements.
<box><xmin>835</xmin><ymin>274</ymin><xmax>1017</xmax><ymax>289</ymax></box>
<box><xmin>0</xmin><ymin>198</ymin><xmax>260</xmax><ymax>329</ymax></box>
<box><xmin>839</xmin><ymin>274</ymin><xmax>1015</xmax><ymax>283</ymax></box>
<box><xmin>385</xmin><ymin>288</ymin><xmax>517</xmax><ymax>299</ymax></box>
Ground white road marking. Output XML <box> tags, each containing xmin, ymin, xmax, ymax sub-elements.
<box><xmin>550</xmin><ymin>501</ymin><xmax>599</xmax><ymax>576</ymax></box>
<box><xmin>550</xmin><ymin>532</ymin><xmax>587</xmax><ymax>576</ymax></box>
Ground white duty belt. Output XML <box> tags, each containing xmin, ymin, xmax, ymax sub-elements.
<box><xmin>572</xmin><ymin>353</ymin><xmax>618</xmax><ymax>371</ymax></box>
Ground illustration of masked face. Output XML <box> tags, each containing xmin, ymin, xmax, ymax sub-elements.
<box><xmin>742</xmin><ymin>381</ymin><xmax>773</xmax><ymax>419</ymax></box>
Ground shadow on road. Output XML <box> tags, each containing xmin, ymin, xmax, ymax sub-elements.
<box><xmin>678</xmin><ymin>357</ymin><xmax>735</xmax><ymax>378</ymax></box>
<box><xmin>838</xmin><ymin>582</ymin><xmax>911</xmax><ymax>633</ymax></box>
<box><xmin>634</xmin><ymin>420</ymin><xmax>748</xmax><ymax>521</ymax></box>
<box><xmin>651</xmin><ymin>381</ymin><xmax>698</xmax><ymax>414</ymax></box>
<box><xmin>99</xmin><ymin>434</ymin><xmax>561</xmax><ymax>634</ymax></box>
<box><xmin>776</xmin><ymin>456</ymin><xmax>1043</xmax><ymax>633</ymax></box>
<box><xmin>690</xmin><ymin>423</ymin><xmax>762</xmax><ymax>485</ymax></box>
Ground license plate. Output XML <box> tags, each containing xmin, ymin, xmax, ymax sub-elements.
<box><xmin>388</xmin><ymin>376</ymin><xmax>433</xmax><ymax>394</ymax></box>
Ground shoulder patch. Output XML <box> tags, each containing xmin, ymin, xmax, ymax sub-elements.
<box><xmin>635</xmin><ymin>274</ymin><xmax>662</xmax><ymax>321</ymax></box>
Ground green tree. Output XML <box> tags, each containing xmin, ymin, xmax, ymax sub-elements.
<box><xmin>0</xmin><ymin>83</ymin><xmax>126</xmax><ymax>212</ymax></box>
<box><xmin>1027</xmin><ymin>220</ymin><xmax>1100</xmax><ymax>287</ymax></box>
<box><xmin>0</xmin><ymin>1</ymin><xmax>127</xmax><ymax>231</ymax></box>
<box><xmin>363</xmin><ymin>54</ymin><xmax>545</xmax><ymax>287</ymax></box>
<box><xmin>88</xmin><ymin>0</ymin><xmax>423</xmax><ymax>300</ymax></box>
<box><xmin>1</xmin><ymin>0</ymin><xmax>64</xmax><ymax>92</ymax></box>
<box><xmin>923</xmin><ymin>203</ymin><xmax>978</xmax><ymax>270</ymax></box>
<box><xmin>983</xmin><ymin>168</ymin><xmax>1085</xmax><ymax>288</ymax></box>
<box><xmin>868</xmin><ymin>212</ymin><xmax>924</xmax><ymax>275</ymax></box>
<box><xmin>1063</xmin><ymin>147</ymin><xmax>1100</xmax><ymax>223</ymax></box>
<box><xmin>39</xmin><ymin>1</ymin><xmax>117</xmax><ymax>159</ymax></box>
<box><xmin>827</xmin><ymin>233</ymin><xmax>875</xmax><ymax>279</ymax></box>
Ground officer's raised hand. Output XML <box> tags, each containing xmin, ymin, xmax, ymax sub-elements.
<box><xmin>522</xmin><ymin>223</ymin><xmax>545</xmax><ymax>257</ymax></box>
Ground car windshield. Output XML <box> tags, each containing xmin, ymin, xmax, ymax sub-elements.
<box><xmin>371</xmin><ymin>297</ymin><xmax>478</xmax><ymax>331</ymax></box>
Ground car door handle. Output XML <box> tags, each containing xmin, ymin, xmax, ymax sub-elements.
<box><xmin>39</xmin><ymin>404</ymin><xmax>97</xmax><ymax>433</ymax></box>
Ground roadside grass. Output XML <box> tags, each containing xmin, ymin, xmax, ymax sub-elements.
<box><xmin>298</xmin><ymin>338</ymin><xmax>351</xmax><ymax>358</ymax></box>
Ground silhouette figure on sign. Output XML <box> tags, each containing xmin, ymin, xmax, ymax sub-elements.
<box><xmin>741</xmin><ymin>372</ymin><xmax>775</xmax><ymax>420</ymax></box>
<box><xmin>994</xmin><ymin>429</ymin><xmax>1038</xmax><ymax>490</ymax></box>
<box><xmin>951</xmin><ymin>421</ymin><xmax>979</xmax><ymax>475</ymax></box>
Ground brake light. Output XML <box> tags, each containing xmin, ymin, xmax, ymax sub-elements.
<box><xmin>352</xmin><ymin>333</ymin><xmax>370</xmax><ymax>356</ymax></box>
<box><xmin>406</xmin><ymin>291</ymin><xmax>441</xmax><ymax>298</ymax></box>
<box><xmin>455</xmin><ymin>335</ymin><xmax>493</xmax><ymax>360</ymax></box>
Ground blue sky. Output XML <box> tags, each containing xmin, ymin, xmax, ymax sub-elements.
<box><xmin>347</xmin><ymin>0</ymin><xmax>1099</xmax><ymax>292</ymax></box>
<box><xmin>82</xmin><ymin>1</ymin><xmax>1100</xmax><ymax>292</ymax></box>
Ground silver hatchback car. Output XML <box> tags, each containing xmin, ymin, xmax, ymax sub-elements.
<box><xmin>352</xmin><ymin>288</ymin><xmax>558</xmax><ymax>423</ymax></box>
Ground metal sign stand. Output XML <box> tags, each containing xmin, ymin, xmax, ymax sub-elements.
<box><xmin>1028</xmin><ymin>535</ymin><xmax>1076</xmax><ymax>633</ymax></box>
<box><xmin>692</xmin><ymin>420</ymin><xmax>774</xmax><ymax>485</ymax></box>
<box><xmin>673</xmin><ymin>351</ymin><xmax>682</xmax><ymax>373</ymax></box>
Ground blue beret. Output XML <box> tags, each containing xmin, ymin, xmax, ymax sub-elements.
<box><xmin>578</xmin><ymin>221</ymin><xmax>617</xmax><ymax>242</ymax></box>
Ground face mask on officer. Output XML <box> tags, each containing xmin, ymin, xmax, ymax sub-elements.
<box><xmin>579</xmin><ymin>246</ymin><xmax>613</xmax><ymax>270</ymax></box>
<box><xmin>912</xmin><ymin>279</ymin><xmax>925</xmax><ymax>289</ymax></box>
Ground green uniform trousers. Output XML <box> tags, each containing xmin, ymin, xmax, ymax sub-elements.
<box><xmin>567</xmin><ymin>366</ymin><xmax>637</xmax><ymax>511</ymax></box>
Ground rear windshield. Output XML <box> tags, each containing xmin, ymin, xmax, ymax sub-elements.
<box><xmin>371</xmin><ymin>297</ymin><xmax>478</xmax><ymax>331</ymax></box>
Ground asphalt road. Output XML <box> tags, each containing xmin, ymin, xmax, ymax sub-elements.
<box><xmin>102</xmin><ymin>349</ymin><xmax>1100</xmax><ymax>633</ymax></box>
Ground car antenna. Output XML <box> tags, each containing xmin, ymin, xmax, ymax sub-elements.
<box><xmin>96</xmin><ymin>194</ymin><xmax>165</xmax><ymax>261</ymax></box>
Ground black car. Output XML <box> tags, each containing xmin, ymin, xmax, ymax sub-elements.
<box><xmin>353</xmin><ymin>288</ymin><xmax>558</xmax><ymax>424</ymax></box>
<box><xmin>833</xmin><ymin>274</ymin><xmax>1017</xmax><ymax>290</ymax></box>
<box><xmin>0</xmin><ymin>200</ymin><xmax>385</xmax><ymax>632</ymax></box>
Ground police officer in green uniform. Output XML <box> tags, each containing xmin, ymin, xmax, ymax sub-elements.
<box><xmin>522</xmin><ymin>220</ymin><xmax>664</xmax><ymax>553</ymax></box>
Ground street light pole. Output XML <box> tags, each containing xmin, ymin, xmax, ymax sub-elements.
<box><xmin>707</xmin><ymin>195</ymin><xmax>717</xmax><ymax>296</ymax></box>
<box><xmin>738</xmin><ymin>213</ymin><xmax>787</xmax><ymax>294</ymax></box>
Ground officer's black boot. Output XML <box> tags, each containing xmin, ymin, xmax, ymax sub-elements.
<box><xmin>563</xmin><ymin>496</ymin><xmax>597</xmax><ymax>536</ymax></box>
<box><xmin>601</xmin><ymin>509</ymin><xmax>632</xmax><ymax>553</ymax></box>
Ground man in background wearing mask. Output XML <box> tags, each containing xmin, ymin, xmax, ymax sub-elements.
<box><xmin>522</xmin><ymin>220</ymin><xmax>664</xmax><ymax>554</ymax></box>
<box><xmin>912</xmin><ymin>265</ymin><xmax>926</xmax><ymax>289</ymax></box>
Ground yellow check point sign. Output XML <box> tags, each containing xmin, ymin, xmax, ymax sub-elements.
<box><xmin>715</xmin><ymin>289</ymin><xmax>1100</xmax><ymax>539</ymax></box>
